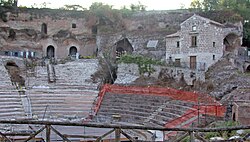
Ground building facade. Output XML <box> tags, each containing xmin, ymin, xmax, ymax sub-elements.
<box><xmin>166</xmin><ymin>14</ymin><xmax>242</xmax><ymax>71</ymax></box>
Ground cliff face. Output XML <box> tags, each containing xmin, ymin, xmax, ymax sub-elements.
<box><xmin>0</xmin><ymin>7</ymin><xmax>242</xmax><ymax>59</ymax></box>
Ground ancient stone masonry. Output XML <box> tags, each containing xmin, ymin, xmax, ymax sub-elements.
<box><xmin>166</xmin><ymin>14</ymin><xmax>242</xmax><ymax>71</ymax></box>
<box><xmin>0</xmin><ymin>7</ymin><xmax>97</xmax><ymax>59</ymax></box>
<box><xmin>0</xmin><ymin>7</ymin><xmax>243</xmax><ymax>61</ymax></box>
<box><xmin>164</xmin><ymin>14</ymin><xmax>242</xmax><ymax>84</ymax></box>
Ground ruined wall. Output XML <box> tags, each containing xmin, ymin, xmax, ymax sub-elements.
<box><xmin>97</xmin><ymin>31</ymin><xmax>168</xmax><ymax>60</ymax></box>
<box><xmin>232</xmin><ymin>102</ymin><xmax>250</xmax><ymax>125</ymax></box>
<box><xmin>115</xmin><ymin>63</ymin><xmax>205</xmax><ymax>85</ymax></box>
<box><xmin>0</xmin><ymin>8</ymin><xmax>243</xmax><ymax>60</ymax></box>
<box><xmin>0</xmin><ymin>8</ymin><xmax>96</xmax><ymax>59</ymax></box>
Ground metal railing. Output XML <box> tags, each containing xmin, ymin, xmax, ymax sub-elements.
<box><xmin>166</xmin><ymin>61</ymin><xmax>206</xmax><ymax>71</ymax></box>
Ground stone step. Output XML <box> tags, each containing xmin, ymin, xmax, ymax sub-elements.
<box><xmin>0</xmin><ymin>111</ymin><xmax>25</xmax><ymax>119</ymax></box>
<box><xmin>0</xmin><ymin>107</ymin><xmax>24</xmax><ymax>113</ymax></box>
<box><xmin>0</xmin><ymin>94</ymin><xmax>20</xmax><ymax>98</ymax></box>
<box><xmin>32</xmin><ymin>107</ymin><xmax>92</xmax><ymax>112</ymax></box>
<box><xmin>0</xmin><ymin>98</ymin><xmax>23</xmax><ymax>102</ymax></box>
<box><xmin>30</xmin><ymin>101</ymin><xmax>94</xmax><ymax>105</ymax></box>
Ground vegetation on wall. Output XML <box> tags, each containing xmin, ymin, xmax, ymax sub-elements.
<box><xmin>118</xmin><ymin>54</ymin><xmax>163</xmax><ymax>76</ymax></box>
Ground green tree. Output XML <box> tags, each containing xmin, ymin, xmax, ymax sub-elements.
<box><xmin>190</xmin><ymin>0</ymin><xmax>203</xmax><ymax>11</ymax></box>
<box><xmin>60</xmin><ymin>4</ymin><xmax>86</xmax><ymax>11</ymax></box>
<box><xmin>202</xmin><ymin>0</ymin><xmax>221</xmax><ymax>11</ymax></box>
<box><xmin>0</xmin><ymin>0</ymin><xmax>15</xmax><ymax>6</ymax></box>
<box><xmin>89</xmin><ymin>2</ymin><xmax>113</xmax><ymax>17</ymax></box>
<box><xmin>130</xmin><ymin>1</ymin><xmax>146</xmax><ymax>12</ymax></box>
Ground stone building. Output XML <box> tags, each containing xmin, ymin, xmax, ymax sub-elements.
<box><xmin>165</xmin><ymin>14</ymin><xmax>242</xmax><ymax>71</ymax></box>
<box><xmin>0</xmin><ymin>8</ymin><xmax>97</xmax><ymax>59</ymax></box>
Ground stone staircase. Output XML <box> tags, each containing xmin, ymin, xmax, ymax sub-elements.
<box><xmin>26</xmin><ymin>59</ymin><xmax>99</xmax><ymax>121</ymax></box>
<box><xmin>0</xmin><ymin>59</ymin><xmax>26</xmax><ymax>119</ymax></box>
<box><xmin>27</xmin><ymin>88</ymin><xmax>98</xmax><ymax>119</ymax></box>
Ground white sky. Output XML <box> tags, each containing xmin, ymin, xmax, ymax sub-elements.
<box><xmin>18</xmin><ymin>0</ymin><xmax>192</xmax><ymax>10</ymax></box>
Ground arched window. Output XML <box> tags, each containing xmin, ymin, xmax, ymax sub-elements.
<box><xmin>41</xmin><ymin>23</ymin><xmax>47</xmax><ymax>34</ymax></box>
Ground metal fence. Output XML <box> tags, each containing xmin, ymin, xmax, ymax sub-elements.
<box><xmin>166</xmin><ymin>61</ymin><xmax>206</xmax><ymax>71</ymax></box>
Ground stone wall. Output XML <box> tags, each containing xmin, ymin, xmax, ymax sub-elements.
<box><xmin>115</xmin><ymin>63</ymin><xmax>205</xmax><ymax>85</ymax></box>
<box><xmin>0</xmin><ymin>8</ymin><xmax>96</xmax><ymax>59</ymax></box>
<box><xmin>97</xmin><ymin>31</ymin><xmax>168</xmax><ymax>60</ymax></box>
<box><xmin>0</xmin><ymin>8</ymin><xmax>243</xmax><ymax>60</ymax></box>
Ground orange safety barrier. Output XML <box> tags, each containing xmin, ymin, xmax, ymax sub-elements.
<box><xmin>102</xmin><ymin>84</ymin><xmax>220</xmax><ymax>104</ymax></box>
<box><xmin>93</xmin><ymin>84</ymin><xmax>225</xmax><ymax>116</ymax></box>
<box><xmin>164</xmin><ymin>105</ymin><xmax>226</xmax><ymax>128</ymax></box>
<box><xmin>93</xmin><ymin>84</ymin><xmax>111</xmax><ymax>114</ymax></box>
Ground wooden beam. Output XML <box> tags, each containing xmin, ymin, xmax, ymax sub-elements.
<box><xmin>120</xmin><ymin>130</ymin><xmax>136</xmax><ymax>142</ymax></box>
<box><xmin>190</xmin><ymin>132</ymin><xmax>195</xmax><ymax>142</ymax></box>
<box><xmin>63</xmin><ymin>134</ymin><xmax>99</xmax><ymax>139</ymax></box>
<box><xmin>172</xmin><ymin>132</ymin><xmax>189</xmax><ymax>142</ymax></box>
<box><xmin>95</xmin><ymin>129</ymin><xmax>115</xmax><ymax>142</ymax></box>
<box><xmin>0</xmin><ymin>131</ymin><xmax>12</xmax><ymax>142</ymax></box>
<box><xmin>46</xmin><ymin>125</ymin><xmax>51</xmax><ymax>142</ymax></box>
<box><xmin>2</xmin><ymin>133</ymin><xmax>31</xmax><ymax>136</ymax></box>
<box><xmin>51</xmin><ymin>126</ymin><xmax>71</xmax><ymax>142</ymax></box>
<box><xmin>194</xmin><ymin>133</ymin><xmax>209</xmax><ymax>142</ymax></box>
<box><xmin>1</xmin><ymin>120</ymin><xmax>250</xmax><ymax>132</ymax></box>
<box><xmin>24</xmin><ymin>126</ymin><xmax>46</xmax><ymax>142</ymax></box>
<box><xmin>115</xmin><ymin>128</ymin><xmax>121</xmax><ymax>142</ymax></box>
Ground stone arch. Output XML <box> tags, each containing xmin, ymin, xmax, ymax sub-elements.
<box><xmin>115</xmin><ymin>38</ymin><xmax>133</xmax><ymax>58</ymax></box>
<box><xmin>41</xmin><ymin>23</ymin><xmax>47</xmax><ymax>34</ymax></box>
<box><xmin>47</xmin><ymin>45</ymin><xmax>55</xmax><ymax>58</ymax></box>
<box><xmin>6</xmin><ymin>61</ymin><xmax>18</xmax><ymax>67</ymax></box>
<box><xmin>69</xmin><ymin>46</ymin><xmax>77</xmax><ymax>57</ymax></box>
<box><xmin>223</xmin><ymin>33</ymin><xmax>241</xmax><ymax>52</ymax></box>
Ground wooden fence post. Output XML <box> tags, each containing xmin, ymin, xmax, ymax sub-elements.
<box><xmin>46</xmin><ymin>125</ymin><xmax>51</xmax><ymax>142</ymax></box>
<box><xmin>115</xmin><ymin>128</ymin><xmax>121</xmax><ymax>142</ymax></box>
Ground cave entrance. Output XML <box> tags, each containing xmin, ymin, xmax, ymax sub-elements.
<box><xmin>223</xmin><ymin>33</ymin><xmax>241</xmax><ymax>52</ymax></box>
<box><xmin>69</xmin><ymin>46</ymin><xmax>77</xmax><ymax>58</ymax></box>
<box><xmin>47</xmin><ymin>45</ymin><xmax>55</xmax><ymax>58</ymax></box>
<box><xmin>246</xmin><ymin>65</ymin><xmax>250</xmax><ymax>73</ymax></box>
<box><xmin>5</xmin><ymin>61</ymin><xmax>25</xmax><ymax>86</ymax></box>
<box><xmin>115</xmin><ymin>38</ymin><xmax>133</xmax><ymax>59</ymax></box>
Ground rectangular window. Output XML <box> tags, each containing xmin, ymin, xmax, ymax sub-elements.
<box><xmin>191</xmin><ymin>36</ymin><xmax>197</xmax><ymax>47</ymax></box>
<box><xmin>213</xmin><ymin>42</ymin><xmax>215</xmax><ymax>47</ymax></box>
<box><xmin>192</xmin><ymin>25</ymin><xmax>197</xmax><ymax>31</ymax></box>
<box><xmin>213</xmin><ymin>55</ymin><xmax>215</xmax><ymax>60</ymax></box>
<box><xmin>14</xmin><ymin>52</ymin><xmax>18</xmax><ymax>57</ymax></box>
<box><xmin>4</xmin><ymin>51</ymin><xmax>8</xmax><ymax>56</ymax></box>
<box><xmin>177</xmin><ymin>41</ymin><xmax>180</xmax><ymax>48</ymax></box>
<box><xmin>175</xmin><ymin>59</ymin><xmax>181</xmax><ymax>67</ymax></box>
<box><xmin>72</xmin><ymin>23</ymin><xmax>76</xmax><ymax>28</ymax></box>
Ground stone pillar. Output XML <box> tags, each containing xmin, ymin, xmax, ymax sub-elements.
<box><xmin>31</xmin><ymin>52</ymin><xmax>34</xmax><ymax>57</ymax></box>
<box><xmin>76</xmin><ymin>53</ymin><xmax>79</xmax><ymax>60</ymax></box>
<box><xmin>26</xmin><ymin>51</ymin><xmax>29</xmax><ymax>58</ymax></box>
<box><xmin>20</xmin><ymin>51</ymin><xmax>23</xmax><ymax>57</ymax></box>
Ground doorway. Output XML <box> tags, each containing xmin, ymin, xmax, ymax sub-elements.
<box><xmin>47</xmin><ymin>45</ymin><xmax>55</xmax><ymax>58</ymax></box>
<box><xmin>190</xmin><ymin>56</ymin><xmax>196</xmax><ymax>70</ymax></box>
<box><xmin>69</xmin><ymin>46</ymin><xmax>77</xmax><ymax>58</ymax></box>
